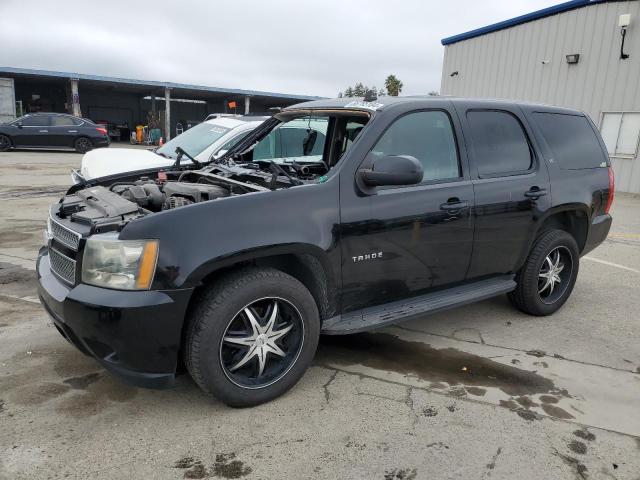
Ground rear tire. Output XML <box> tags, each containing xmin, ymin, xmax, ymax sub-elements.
<box><xmin>185</xmin><ymin>267</ymin><xmax>320</xmax><ymax>407</ymax></box>
<box><xmin>509</xmin><ymin>229</ymin><xmax>579</xmax><ymax>316</ymax></box>
<box><xmin>74</xmin><ymin>137</ymin><xmax>93</xmax><ymax>153</ymax></box>
<box><xmin>0</xmin><ymin>134</ymin><xmax>11</xmax><ymax>152</ymax></box>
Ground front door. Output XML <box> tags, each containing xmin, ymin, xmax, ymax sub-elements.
<box><xmin>13</xmin><ymin>114</ymin><xmax>51</xmax><ymax>147</ymax></box>
<box><xmin>454</xmin><ymin>103</ymin><xmax>551</xmax><ymax>278</ymax></box>
<box><xmin>340</xmin><ymin>108</ymin><xmax>475</xmax><ymax>313</ymax></box>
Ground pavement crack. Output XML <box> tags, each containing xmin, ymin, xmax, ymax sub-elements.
<box><xmin>404</xmin><ymin>386</ymin><xmax>419</xmax><ymax>429</ymax></box>
<box><xmin>393</xmin><ymin>325</ymin><xmax>638</xmax><ymax>374</ymax></box>
<box><xmin>483</xmin><ymin>447</ymin><xmax>502</xmax><ymax>477</ymax></box>
<box><xmin>321</xmin><ymin>369</ymin><xmax>338</xmax><ymax>406</ymax></box>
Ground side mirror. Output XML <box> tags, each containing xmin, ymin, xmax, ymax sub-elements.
<box><xmin>359</xmin><ymin>155</ymin><xmax>423</xmax><ymax>187</ymax></box>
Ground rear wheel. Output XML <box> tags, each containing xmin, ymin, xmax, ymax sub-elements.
<box><xmin>185</xmin><ymin>267</ymin><xmax>320</xmax><ymax>407</ymax></box>
<box><xmin>74</xmin><ymin>137</ymin><xmax>93</xmax><ymax>153</ymax></box>
<box><xmin>509</xmin><ymin>229</ymin><xmax>579</xmax><ymax>316</ymax></box>
<box><xmin>0</xmin><ymin>134</ymin><xmax>11</xmax><ymax>152</ymax></box>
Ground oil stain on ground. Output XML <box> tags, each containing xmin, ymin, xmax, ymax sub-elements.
<box><xmin>317</xmin><ymin>333</ymin><xmax>564</xmax><ymax>397</ymax></box>
<box><xmin>173</xmin><ymin>454</ymin><xmax>252</xmax><ymax>479</ymax></box>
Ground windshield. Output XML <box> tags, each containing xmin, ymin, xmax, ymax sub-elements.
<box><xmin>253</xmin><ymin>117</ymin><xmax>329</xmax><ymax>164</ymax></box>
<box><xmin>156</xmin><ymin>122</ymin><xmax>231</xmax><ymax>159</ymax></box>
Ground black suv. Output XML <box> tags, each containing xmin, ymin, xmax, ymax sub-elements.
<box><xmin>37</xmin><ymin>97</ymin><xmax>613</xmax><ymax>406</ymax></box>
<box><xmin>0</xmin><ymin>113</ymin><xmax>110</xmax><ymax>153</ymax></box>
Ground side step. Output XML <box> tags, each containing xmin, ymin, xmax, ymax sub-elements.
<box><xmin>321</xmin><ymin>275</ymin><xmax>516</xmax><ymax>335</ymax></box>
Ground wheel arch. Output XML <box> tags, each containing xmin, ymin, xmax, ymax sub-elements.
<box><xmin>187</xmin><ymin>244</ymin><xmax>339</xmax><ymax>322</ymax></box>
<box><xmin>517</xmin><ymin>204</ymin><xmax>590</xmax><ymax>269</ymax></box>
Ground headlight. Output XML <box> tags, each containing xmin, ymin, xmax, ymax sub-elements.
<box><xmin>82</xmin><ymin>236</ymin><xmax>159</xmax><ymax>290</ymax></box>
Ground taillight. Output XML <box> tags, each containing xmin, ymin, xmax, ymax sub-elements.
<box><xmin>604</xmin><ymin>166</ymin><xmax>615</xmax><ymax>214</ymax></box>
<box><xmin>96</xmin><ymin>127</ymin><xmax>108</xmax><ymax>136</ymax></box>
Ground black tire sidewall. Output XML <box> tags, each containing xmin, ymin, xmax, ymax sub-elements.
<box><xmin>74</xmin><ymin>137</ymin><xmax>92</xmax><ymax>153</ymax></box>
<box><xmin>513</xmin><ymin>230</ymin><xmax>579</xmax><ymax>316</ymax></box>
<box><xmin>188</xmin><ymin>269</ymin><xmax>320</xmax><ymax>407</ymax></box>
<box><xmin>0</xmin><ymin>134</ymin><xmax>11</xmax><ymax>151</ymax></box>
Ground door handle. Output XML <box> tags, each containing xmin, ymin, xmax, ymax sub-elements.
<box><xmin>68</xmin><ymin>130</ymin><xmax>78</xmax><ymax>133</ymax></box>
<box><xmin>440</xmin><ymin>200</ymin><xmax>470</xmax><ymax>211</ymax></box>
<box><xmin>524</xmin><ymin>187</ymin><xmax>547</xmax><ymax>198</ymax></box>
<box><xmin>39</xmin><ymin>130</ymin><xmax>49</xmax><ymax>133</ymax></box>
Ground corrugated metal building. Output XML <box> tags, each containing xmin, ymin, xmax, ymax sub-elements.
<box><xmin>440</xmin><ymin>0</ymin><xmax>640</xmax><ymax>193</ymax></box>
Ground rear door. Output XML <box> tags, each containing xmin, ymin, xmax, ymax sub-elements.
<box><xmin>49</xmin><ymin>115</ymin><xmax>81</xmax><ymax>147</ymax></box>
<box><xmin>340</xmin><ymin>107</ymin><xmax>475</xmax><ymax>312</ymax></box>
<box><xmin>454</xmin><ymin>103</ymin><xmax>551</xmax><ymax>278</ymax></box>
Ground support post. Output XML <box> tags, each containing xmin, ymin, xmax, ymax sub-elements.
<box><xmin>70</xmin><ymin>78</ymin><xmax>81</xmax><ymax>117</ymax></box>
<box><xmin>244</xmin><ymin>95</ymin><xmax>251</xmax><ymax>115</ymax></box>
<box><xmin>164</xmin><ymin>87</ymin><xmax>171</xmax><ymax>141</ymax></box>
<box><xmin>151</xmin><ymin>94</ymin><xmax>156</xmax><ymax>113</ymax></box>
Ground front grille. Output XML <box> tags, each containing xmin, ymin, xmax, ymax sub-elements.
<box><xmin>50</xmin><ymin>218</ymin><xmax>81</xmax><ymax>250</ymax></box>
<box><xmin>49</xmin><ymin>248</ymin><xmax>76</xmax><ymax>285</ymax></box>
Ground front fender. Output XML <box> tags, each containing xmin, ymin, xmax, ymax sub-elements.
<box><xmin>118</xmin><ymin>179</ymin><xmax>342</xmax><ymax>291</ymax></box>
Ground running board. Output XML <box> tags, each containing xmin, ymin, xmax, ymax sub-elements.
<box><xmin>321</xmin><ymin>275</ymin><xmax>516</xmax><ymax>335</ymax></box>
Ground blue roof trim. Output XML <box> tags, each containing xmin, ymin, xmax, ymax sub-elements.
<box><xmin>0</xmin><ymin>66</ymin><xmax>323</xmax><ymax>101</ymax></box>
<box><xmin>441</xmin><ymin>0</ymin><xmax>609</xmax><ymax>45</ymax></box>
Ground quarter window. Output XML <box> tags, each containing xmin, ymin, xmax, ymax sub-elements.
<box><xmin>371</xmin><ymin>111</ymin><xmax>460</xmax><ymax>183</ymax></box>
<box><xmin>466</xmin><ymin>111</ymin><xmax>532</xmax><ymax>176</ymax></box>
<box><xmin>533</xmin><ymin>112</ymin><xmax>607</xmax><ymax>169</ymax></box>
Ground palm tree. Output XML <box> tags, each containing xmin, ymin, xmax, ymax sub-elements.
<box><xmin>384</xmin><ymin>75</ymin><xmax>403</xmax><ymax>96</ymax></box>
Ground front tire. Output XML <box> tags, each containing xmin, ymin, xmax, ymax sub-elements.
<box><xmin>74</xmin><ymin>137</ymin><xmax>93</xmax><ymax>153</ymax></box>
<box><xmin>0</xmin><ymin>134</ymin><xmax>12</xmax><ymax>152</ymax></box>
<box><xmin>509</xmin><ymin>229</ymin><xmax>579</xmax><ymax>316</ymax></box>
<box><xmin>185</xmin><ymin>267</ymin><xmax>320</xmax><ymax>407</ymax></box>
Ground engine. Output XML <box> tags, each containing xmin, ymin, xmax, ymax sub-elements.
<box><xmin>111</xmin><ymin>177</ymin><xmax>230</xmax><ymax>212</ymax></box>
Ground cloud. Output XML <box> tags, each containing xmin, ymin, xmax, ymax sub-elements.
<box><xmin>0</xmin><ymin>0</ymin><xmax>558</xmax><ymax>97</ymax></box>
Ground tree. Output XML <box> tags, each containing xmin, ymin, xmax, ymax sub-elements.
<box><xmin>353</xmin><ymin>82</ymin><xmax>366</xmax><ymax>97</ymax></box>
<box><xmin>428</xmin><ymin>91</ymin><xmax>440</xmax><ymax>96</ymax></box>
<box><xmin>344</xmin><ymin>86</ymin><xmax>354</xmax><ymax>97</ymax></box>
<box><xmin>378</xmin><ymin>88</ymin><xmax>386</xmax><ymax>97</ymax></box>
<box><xmin>384</xmin><ymin>74</ymin><xmax>403</xmax><ymax>96</ymax></box>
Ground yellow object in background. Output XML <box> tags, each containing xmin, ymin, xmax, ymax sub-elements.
<box><xmin>136</xmin><ymin>125</ymin><xmax>144</xmax><ymax>144</ymax></box>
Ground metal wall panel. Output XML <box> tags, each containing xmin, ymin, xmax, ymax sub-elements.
<box><xmin>441</xmin><ymin>1</ymin><xmax>640</xmax><ymax>192</ymax></box>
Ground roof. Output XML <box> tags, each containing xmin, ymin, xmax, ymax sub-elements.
<box><xmin>0</xmin><ymin>66</ymin><xmax>323</xmax><ymax>101</ymax></box>
<box><xmin>441</xmin><ymin>0</ymin><xmax>611</xmax><ymax>46</ymax></box>
<box><xmin>287</xmin><ymin>95</ymin><xmax>583</xmax><ymax>115</ymax></box>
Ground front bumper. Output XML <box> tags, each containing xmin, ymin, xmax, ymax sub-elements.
<box><xmin>582</xmin><ymin>213</ymin><xmax>612</xmax><ymax>256</ymax></box>
<box><xmin>37</xmin><ymin>247</ymin><xmax>193</xmax><ymax>389</ymax></box>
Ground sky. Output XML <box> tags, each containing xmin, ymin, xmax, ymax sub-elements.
<box><xmin>0</xmin><ymin>0</ymin><xmax>560</xmax><ymax>98</ymax></box>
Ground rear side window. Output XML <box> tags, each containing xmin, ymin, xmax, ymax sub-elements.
<box><xmin>51</xmin><ymin>116</ymin><xmax>75</xmax><ymax>127</ymax></box>
<box><xmin>466</xmin><ymin>110</ymin><xmax>532</xmax><ymax>176</ymax></box>
<box><xmin>533</xmin><ymin>112</ymin><xmax>607</xmax><ymax>169</ymax></box>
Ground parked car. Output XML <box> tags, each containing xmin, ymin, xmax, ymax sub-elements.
<box><xmin>0</xmin><ymin>113</ymin><xmax>109</xmax><ymax>153</ymax></box>
<box><xmin>37</xmin><ymin>96</ymin><xmax>613</xmax><ymax>407</ymax></box>
<box><xmin>72</xmin><ymin>115</ymin><xmax>268</xmax><ymax>183</ymax></box>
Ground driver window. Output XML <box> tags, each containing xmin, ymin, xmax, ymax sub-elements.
<box><xmin>371</xmin><ymin>111</ymin><xmax>460</xmax><ymax>183</ymax></box>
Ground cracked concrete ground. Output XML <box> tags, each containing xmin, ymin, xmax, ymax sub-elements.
<box><xmin>1</xmin><ymin>149</ymin><xmax>639</xmax><ymax>479</ymax></box>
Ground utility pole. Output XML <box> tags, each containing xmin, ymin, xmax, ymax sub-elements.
<box><xmin>164</xmin><ymin>87</ymin><xmax>171</xmax><ymax>141</ymax></box>
<box><xmin>70</xmin><ymin>78</ymin><xmax>81</xmax><ymax>117</ymax></box>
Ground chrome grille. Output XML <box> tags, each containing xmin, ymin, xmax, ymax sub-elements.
<box><xmin>49</xmin><ymin>248</ymin><xmax>76</xmax><ymax>285</ymax></box>
<box><xmin>50</xmin><ymin>217</ymin><xmax>81</xmax><ymax>250</ymax></box>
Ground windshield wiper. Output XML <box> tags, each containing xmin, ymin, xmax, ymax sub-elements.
<box><xmin>174</xmin><ymin>147</ymin><xmax>202</xmax><ymax>169</ymax></box>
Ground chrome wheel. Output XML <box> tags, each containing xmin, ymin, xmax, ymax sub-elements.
<box><xmin>220</xmin><ymin>297</ymin><xmax>304</xmax><ymax>389</ymax></box>
<box><xmin>538</xmin><ymin>246</ymin><xmax>572</xmax><ymax>304</ymax></box>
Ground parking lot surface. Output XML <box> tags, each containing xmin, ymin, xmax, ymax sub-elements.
<box><xmin>1</xmin><ymin>148</ymin><xmax>639</xmax><ymax>480</ymax></box>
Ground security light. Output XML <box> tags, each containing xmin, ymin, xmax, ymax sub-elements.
<box><xmin>619</xmin><ymin>14</ymin><xmax>631</xmax><ymax>59</ymax></box>
<box><xmin>619</xmin><ymin>14</ymin><xmax>631</xmax><ymax>28</ymax></box>
<box><xmin>566</xmin><ymin>54</ymin><xmax>580</xmax><ymax>64</ymax></box>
